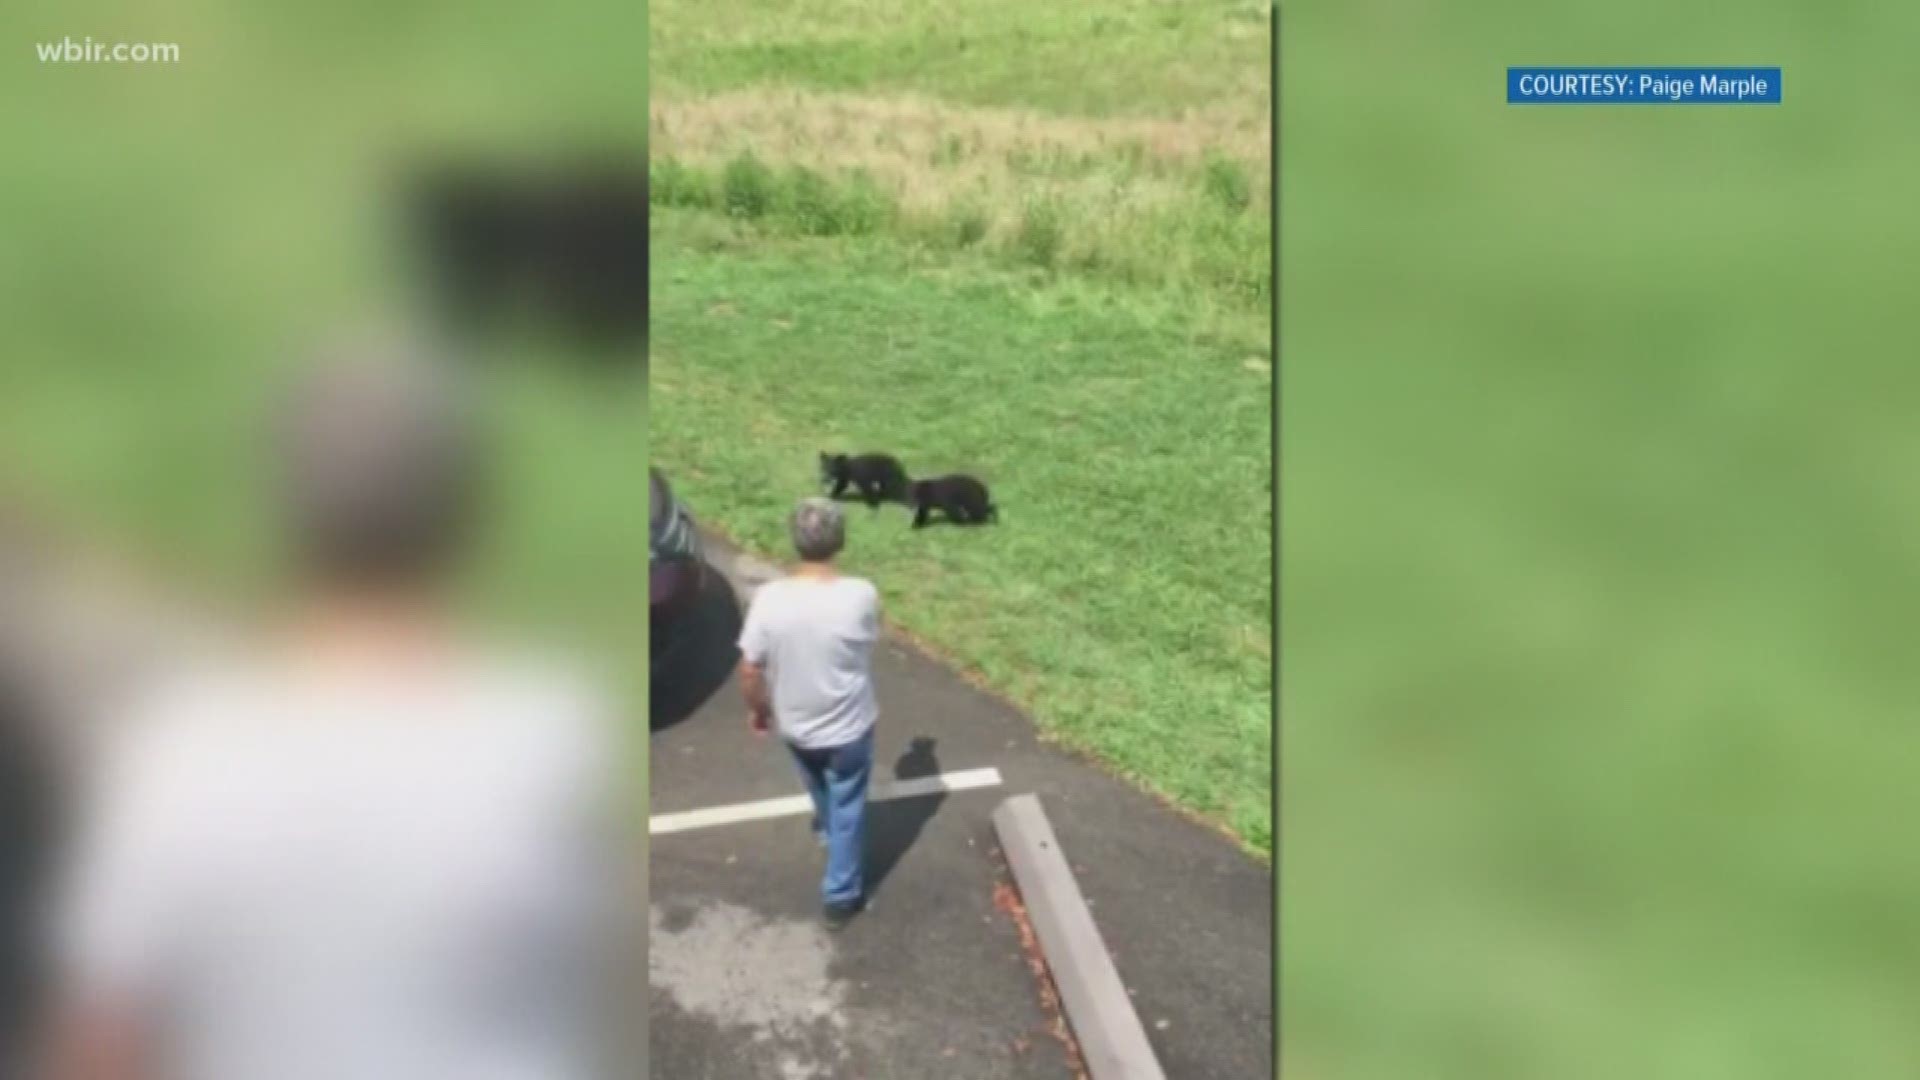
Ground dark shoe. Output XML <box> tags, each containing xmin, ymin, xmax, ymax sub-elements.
<box><xmin>822</xmin><ymin>900</ymin><xmax>862</xmax><ymax>931</ymax></box>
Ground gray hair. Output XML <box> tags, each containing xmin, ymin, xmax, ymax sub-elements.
<box><xmin>789</xmin><ymin>497</ymin><xmax>845</xmax><ymax>562</ymax></box>
<box><xmin>274</xmin><ymin>338</ymin><xmax>484</xmax><ymax>584</ymax></box>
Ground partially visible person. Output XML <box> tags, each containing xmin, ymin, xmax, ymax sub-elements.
<box><xmin>735</xmin><ymin>498</ymin><xmax>879</xmax><ymax>930</ymax></box>
<box><xmin>38</xmin><ymin>342</ymin><xmax>634</xmax><ymax>1080</ymax></box>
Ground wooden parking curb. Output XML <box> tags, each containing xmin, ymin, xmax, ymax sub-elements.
<box><xmin>993</xmin><ymin>793</ymin><xmax>1168</xmax><ymax>1080</ymax></box>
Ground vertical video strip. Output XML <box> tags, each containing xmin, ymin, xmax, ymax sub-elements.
<box><xmin>645</xmin><ymin>1</ymin><xmax>1275</xmax><ymax>1077</ymax></box>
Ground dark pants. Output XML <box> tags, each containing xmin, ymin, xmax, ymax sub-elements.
<box><xmin>786</xmin><ymin>730</ymin><xmax>874</xmax><ymax>906</ymax></box>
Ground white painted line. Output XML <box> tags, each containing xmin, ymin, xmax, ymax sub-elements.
<box><xmin>650</xmin><ymin>767</ymin><xmax>1004</xmax><ymax>836</ymax></box>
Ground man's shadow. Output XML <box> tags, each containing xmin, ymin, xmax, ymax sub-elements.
<box><xmin>866</xmin><ymin>736</ymin><xmax>944</xmax><ymax>900</ymax></box>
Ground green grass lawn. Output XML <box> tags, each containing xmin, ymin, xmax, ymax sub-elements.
<box><xmin>1284</xmin><ymin>2</ymin><xmax>1920</xmax><ymax>1077</ymax></box>
<box><xmin>652</xmin><ymin>0</ymin><xmax>1269</xmax><ymax>116</ymax></box>
<box><xmin>650</xmin><ymin>0</ymin><xmax>1270</xmax><ymax>312</ymax></box>
<box><xmin>647</xmin><ymin>0</ymin><xmax>1274</xmax><ymax>852</ymax></box>
<box><xmin>651</xmin><ymin>210</ymin><xmax>1273</xmax><ymax>850</ymax></box>
<box><xmin>0</xmin><ymin>1</ymin><xmax>650</xmax><ymax>759</ymax></box>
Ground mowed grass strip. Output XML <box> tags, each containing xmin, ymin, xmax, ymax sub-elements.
<box><xmin>650</xmin><ymin>210</ymin><xmax>1273</xmax><ymax>853</ymax></box>
<box><xmin>651</xmin><ymin>0</ymin><xmax>1270</xmax><ymax>118</ymax></box>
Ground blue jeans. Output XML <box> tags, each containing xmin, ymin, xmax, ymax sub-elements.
<box><xmin>786</xmin><ymin>730</ymin><xmax>873</xmax><ymax>906</ymax></box>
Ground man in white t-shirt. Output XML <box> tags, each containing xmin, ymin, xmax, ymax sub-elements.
<box><xmin>736</xmin><ymin>498</ymin><xmax>878</xmax><ymax>930</ymax></box>
<box><xmin>38</xmin><ymin>346</ymin><xmax>636</xmax><ymax>1080</ymax></box>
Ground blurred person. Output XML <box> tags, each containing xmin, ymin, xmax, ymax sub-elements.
<box><xmin>735</xmin><ymin>498</ymin><xmax>879</xmax><ymax>931</ymax></box>
<box><xmin>38</xmin><ymin>343</ymin><xmax>633</xmax><ymax>1079</ymax></box>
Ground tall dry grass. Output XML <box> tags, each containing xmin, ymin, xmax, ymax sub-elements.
<box><xmin>650</xmin><ymin>88</ymin><xmax>1271</xmax><ymax>305</ymax></box>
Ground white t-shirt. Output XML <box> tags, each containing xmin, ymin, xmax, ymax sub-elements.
<box><xmin>52</xmin><ymin>653</ymin><xmax>628</xmax><ymax>1080</ymax></box>
<box><xmin>736</xmin><ymin>575</ymin><xmax>880</xmax><ymax>750</ymax></box>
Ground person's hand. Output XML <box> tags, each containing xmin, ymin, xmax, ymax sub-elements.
<box><xmin>748</xmin><ymin>707</ymin><xmax>771</xmax><ymax>737</ymax></box>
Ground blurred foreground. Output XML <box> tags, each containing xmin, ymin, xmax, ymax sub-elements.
<box><xmin>3</xmin><ymin>4</ymin><xmax>645</xmax><ymax>1073</ymax></box>
<box><xmin>2</xmin><ymin>348</ymin><xmax>644</xmax><ymax>1077</ymax></box>
<box><xmin>1283</xmin><ymin>2</ymin><xmax>1920</xmax><ymax>1077</ymax></box>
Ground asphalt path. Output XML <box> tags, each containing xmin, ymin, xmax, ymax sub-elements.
<box><xmin>648</xmin><ymin>540</ymin><xmax>1272</xmax><ymax>1078</ymax></box>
